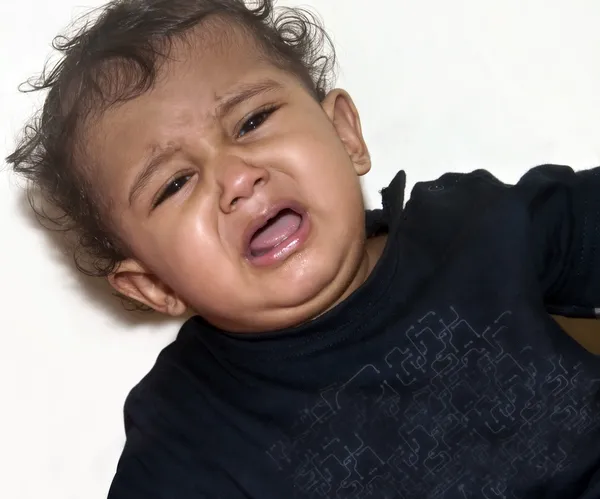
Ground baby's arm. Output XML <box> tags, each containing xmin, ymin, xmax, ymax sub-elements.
<box><xmin>107</xmin><ymin>425</ymin><xmax>222</xmax><ymax>499</ymax></box>
<box><xmin>107</xmin><ymin>388</ymin><xmax>239</xmax><ymax>499</ymax></box>
<box><xmin>515</xmin><ymin>165</ymin><xmax>600</xmax><ymax>318</ymax></box>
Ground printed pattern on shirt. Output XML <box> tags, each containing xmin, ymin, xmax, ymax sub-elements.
<box><xmin>266</xmin><ymin>307</ymin><xmax>600</xmax><ymax>498</ymax></box>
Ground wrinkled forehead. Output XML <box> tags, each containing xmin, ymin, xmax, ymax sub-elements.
<box><xmin>59</xmin><ymin>16</ymin><xmax>266</xmax><ymax>119</ymax></box>
<box><xmin>157</xmin><ymin>20</ymin><xmax>274</xmax><ymax>95</ymax></box>
<box><xmin>86</xmin><ymin>21</ymin><xmax>285</xmax><ymax>149</ymax></box>
<box><xmin>171</xmin><ymin>17</ymin><xmax>268</xmax><ymax>70</ymax></box>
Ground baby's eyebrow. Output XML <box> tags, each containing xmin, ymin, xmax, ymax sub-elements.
<box><xmin>129</xmin><ymin>144</ymin><xmax>181</xmax><ymax>207</ymax></box>
<box><xmin>214</xmin><ymin>78</ymin><xmax>283</xmax><ymax>119</ymax></box>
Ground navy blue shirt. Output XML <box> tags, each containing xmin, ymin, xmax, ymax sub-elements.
<box><xmin>109</xmin><ymin>165</ymin><xmax>600</xmax><ymax>498</ymax></box>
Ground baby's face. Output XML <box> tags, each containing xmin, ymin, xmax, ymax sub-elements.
<box><xmin>88</xmin><ymin>26</ymin><xmax>372</xmax><ymax>332</ymax></box>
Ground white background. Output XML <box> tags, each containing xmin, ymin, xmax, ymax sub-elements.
<box><xmin>2</xmin><ymin>0</ymin><xmax>600</xmax><ymax>497</ymax></box>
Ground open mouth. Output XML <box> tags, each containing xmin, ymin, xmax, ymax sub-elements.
<box><xmin>248</xmin><ymin>208</ymin><xmax>304</xmax><ymax>258</ymax></box>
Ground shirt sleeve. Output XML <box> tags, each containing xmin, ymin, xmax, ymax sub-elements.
<box><xmin>106</xmin><ymin>374</ymin><xmax>237</xmax><ymax>499</ymax></box>
<box><xmin>107</xmin><ymin>425</ymin><xmax>209</xmax><ymax>499</ymax></box>
<box><xmin>514</xmin><ymin>164</ymin><xmax>600</xmax><ymax>318</ymax></box>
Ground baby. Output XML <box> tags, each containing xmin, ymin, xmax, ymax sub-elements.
<box><xmin>7</xmin><ymin>0</ymin><xmax>600</xmax><ymax>497</ymax></box>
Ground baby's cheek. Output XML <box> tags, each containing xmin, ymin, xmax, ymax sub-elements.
<box><xmin>168</xmin><ymin>226</ymin><xmax>229</xmax><ymax>272</ymax></box>
<box><xmin>174</xmin><ymin>262</ymin><xmax>242</xmax><ymax>318</ymax></box>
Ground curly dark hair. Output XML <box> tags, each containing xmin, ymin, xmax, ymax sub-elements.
<box><xmin>7</xmin><ymin>0</ymin><xmax>335</xmax><ymax>280</ymax></box>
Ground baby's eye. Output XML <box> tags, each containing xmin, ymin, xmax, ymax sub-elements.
<box><xmin>153</xmin><ymin>174</ymin><xmax>193</xmax><ymax>208</ymax></box>
<box><xmin>238</xmin><ymin>107</ymin><xmax>276</xmax><ymax>138</ymax></box>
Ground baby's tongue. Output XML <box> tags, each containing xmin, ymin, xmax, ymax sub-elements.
<box><xmin>249</xmin><ymin>210</ymin><xmax>302</xmax><ymax>255</ymax></box>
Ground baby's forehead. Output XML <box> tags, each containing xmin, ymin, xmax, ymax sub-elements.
<box><xmin>168</xmin><ymin>18</ymin><xmax>269</xmax><ymax>69</ymax></box>
<box><xmin>83</xmin><ymin>25</ymin><xmax>279</xmax><ymax>131</ymax></box>
<box><xmin>99</xmin><ymin>52</ymin><xmax>287</xmax><ymax>133</ymax></box>
<box><xmin>75</xmin><ymin>19</ymin><xmax>267</xmax><ymax>115</ymax></box>
<box><xmin>165</xmin><ymin>25</ymin><xmax>270</xmax><ymax>76</ymax></box>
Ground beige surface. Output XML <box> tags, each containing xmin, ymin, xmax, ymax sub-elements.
<box><xmin>554</xmin><ymin>316</ymin><xmax>600</xmax><ymax>354</ymax></box>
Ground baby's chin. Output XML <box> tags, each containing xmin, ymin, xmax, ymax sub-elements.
<box><xmin>210</xmin><ymin>309</ymin><xmax>326</xmax><ymax>334</ymax></box>
<box><xmin>195</xmin><ymin>274</ymin><xmax>351</xmax><ymax>334</ymax></box>
<box><xmin>198</xmin><ymin>294</ymin><xmax>335</xmax><ymax>334</ymax></box>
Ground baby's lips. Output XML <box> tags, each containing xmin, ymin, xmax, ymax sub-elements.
<box><xmin>248</xmin><ymin>209</ymin><xmax>303</xmax><ymax>256</ymax></box>
<box><xmin>241</xmin><ymin>199</ymin><xmax>307</xmax><ymax>257</ymax></box>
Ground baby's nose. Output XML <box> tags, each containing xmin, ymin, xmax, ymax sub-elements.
<box><xmin>218</xmin><ymin>157</ymin><xmax>269</xmax><ymax>213</ymax></box>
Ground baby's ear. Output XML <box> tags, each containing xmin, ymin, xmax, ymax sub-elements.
<box><xmin>322</xmin><ymin>89</ymin><xmax>371</xmax><ymax>176</ymax></box>
<box><xmin>107</xmin><ymin>259</ymin><xmax>187</xmax><ymax>316</ymax></box>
